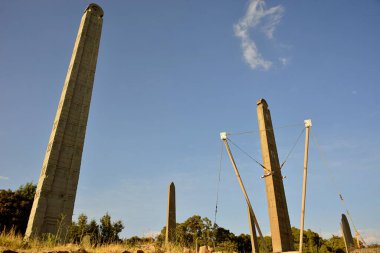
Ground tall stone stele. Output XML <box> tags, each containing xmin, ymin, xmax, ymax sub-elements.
<box><xmin>165</xmin><ymin>182</ymin><xmax>176</xmax><ymax>244</ymax></box>
<box><xmin>256</xmin><ymin>99</ymin><xmax>293</xmax><ymax>252</ymax></box>
<box><xmin>25</xmin><ymin>3</ymin><xmax>103</xmax><ymax>240</ymax></box>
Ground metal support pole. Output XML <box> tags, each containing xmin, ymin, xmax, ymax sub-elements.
<box><xmin>220</xmin><ymin>132</ymin><xmax>268</xmax><ymax>253</ymax></box>
<box><xmin>299</xmin><ymin>119</ymin><xmax>312</xmax><ymax>253</ymax></box>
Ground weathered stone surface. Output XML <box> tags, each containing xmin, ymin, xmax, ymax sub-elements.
<box><xmin>80</xmin><ymin>235</ymin><xmax>91</xmax><ymax>248</ymax></box>
<box><xmin>24</xmin><ymin>4</ymin><xmax>104</xmax><ymax>240</ymax></box>
<box><xmin>183</xmin><ymin>247</ymin><xmax>191</xmax><ymax>253</ymax></box>
<box><xmin>165</xmin><ymin>182</ymin><xmax>176</xmax><ymax>244</ymax></box>
<box><xmin>341</xmin><ymin>214</ymin><xmax>355</xmax><ymax>253</ymax></box>
<box><xmin>256</xmin><ymin>99</ymin><xmax>293</xmax><ymax>252</ymax></box>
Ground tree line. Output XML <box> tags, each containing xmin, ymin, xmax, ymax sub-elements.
<box><xmin>0</xmin><ymin>183</ymin><xmax>124</xmax><ymax>245</ymax></box>
<box><xmin>156</xmin><ymin>215</ymin><xmax>349</xmax><ymax>253</ymax></box>
<box><xmin>1</xmin><ymin>183</ymin><xmax>377</xmax><ymax>252</ymax></box>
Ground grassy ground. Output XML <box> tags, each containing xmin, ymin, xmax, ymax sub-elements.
<box><xmin>0</xmin><ymin>230</ymin><xmax>182</xmax><ymax>253</ymax></box>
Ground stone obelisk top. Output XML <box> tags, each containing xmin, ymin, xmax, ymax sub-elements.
<box><xmin>25</xmin><ymin>3</ymin><xmax>103</xmax><ymax>240</ymax></box>
<box><xmin>165</xmin><ymin>182</ymin><xmax>176</xmax><ymax>244</ymax></box>
<box><xmin>256</xmin><ymin>99</ymin><xmax>293</xmax><ymax>252</ymax></box>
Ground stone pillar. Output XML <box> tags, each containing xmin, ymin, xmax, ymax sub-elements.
<box><xmin>341</xmin><ymin>214</ymin><xmax>355</xmax><ymax>252</ymax></box>
<box><xmin>166</xmin><ymin>182</ymin><xmax>176</xmax><ymax>243</ymax></box>
<box><xmin>256</xmin><ymin>99</ymin><xmax>293</xmax><ymax>252</ymax></box>
<box><xmin>25</xmin><ymin>3</ymin><xmax>103</xmax><ymax>240</ymax></box>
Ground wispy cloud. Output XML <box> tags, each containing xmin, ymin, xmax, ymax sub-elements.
<box><xmin>360</xmin><ymin>229</ymin><xmax>380</xmax><ymax>245</ymax></box>
<box><xmin>279</xmin><ymin>57</ymin><xmax>290</xmax><ymax>66</ymax></box>
<box><xmin>234</xmin><ymin>0</ymin><xmax>284</xmax><ymax>70</ymax></box>
<box><xmin>143</xmin><ymin>230</ymin><xmax>160</xmax><ymax>238</ymax></box>
<box><xmin>320</xmin><ymin>229</ymin><xmax>380</xmax><ymax>245</ymax></box>
<box><xmin>320</xmin><ymin>230</ymin><xmax>340</xmax><ymax>239</ymax></box>
<box><xmin>0</xmin><ymin>176</ymin><xmax>9</xmax><ymax>180</ymax></box>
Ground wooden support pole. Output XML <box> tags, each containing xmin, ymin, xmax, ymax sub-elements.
<box><xmin>220</xmin><ymin>132</ymin><xmax>268</xmax><ymax>253</ymax></box>
<box><xmin>299</xmin><ymin>119</ymin><xmax>312</xmax><ymax>253</ymax></box>
<box><xmin>248</xmin><ymin>206</ymin><xmax>260</xmax><ymax>253</ymax></box>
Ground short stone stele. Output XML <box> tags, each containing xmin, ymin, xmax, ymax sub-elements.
<box><xmin>165</xmin><ymin>182</ymin><xmax>176</xmax><ymax>243</ymax></box>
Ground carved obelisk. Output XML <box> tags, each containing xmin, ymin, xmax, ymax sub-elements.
<box><xmin>25</xmin><ymin>3</ymin><xmax>103</xmax><ymax>240</ymax></box>
<box><xmin>165</xmin><ymin>182</ymin><xmax>176</xmax><ymax>244</ymax></box>
<box><xmin>256</xmin><ymin>99</ymin><xmax>293</xmax><ymax>252</ymax></box>
<box><xmin>341</xmin><ymin>214</ymin><xmax>355</xmax><ymax>253</ymax></box>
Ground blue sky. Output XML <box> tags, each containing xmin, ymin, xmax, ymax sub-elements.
<box><xmin>1</xmin><ymin>0</ymin><xmax>379</xmax><ymax>243</ymax></box>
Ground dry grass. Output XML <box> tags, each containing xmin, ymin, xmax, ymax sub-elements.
<box><xmin>0</xmin><ymin>228</ymin><xmax>27</xmax><ymax>250</ymax></box>
<box><xmin>0</xmin><ymin>229</ymin><xmax>180</xmax><ymax>253</ymax></box>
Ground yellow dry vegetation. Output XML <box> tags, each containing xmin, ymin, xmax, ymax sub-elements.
<box><xmin>0</xmin><ymin>229</ymin><xmax>184</xmax><ymax>253</ymax></box>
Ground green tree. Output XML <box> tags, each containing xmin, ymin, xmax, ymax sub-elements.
<box><xmin>69</xmin><ymin>213</ymin><xmax>92</xmax><ymax>243</ymax></box>
<box><xmin>69</xmin><ymin>212</ymin><xmax>123</xmax><ymax>245</ymax></box>
<box><xmin>326</xmin><ymin>235</ymin><xmax>345</xmax><ymax>253</ymax></box>
<box><xmin>258</xmin><ymin>235</ymin><xmax>272</xmax><ymax>253</ymax></box>
<box><xmin>292</xmin><ymin>226</ymin><xmax>300</xmax><ymax>251</ymax></box>
<box><xmin>235</xmin><ymin>233</ymin><xmax>251</xmax><ymax>253</ymax></box>
<box><xmin>183</xmin><ymin>215</ymin><xmax>204</xmax><ymax>246</ymax></box>
<box><xmin>87</xmin><ymin>219</ymin><xmax>100</xmax><ymax>244</ymax></box>
<box><xmin>0</xmin><ymin>182</ymin><xmax>36</xmax><ymax>234</ymax></box>
<box><xmin>292</xmin><ymin>226</ymin><xmax>326</xmax><ymax>253</ymax></box>
<box><xmin>214</xmin><ymin>226</ymin><xmax>236</xmax><ymax>244</ymax></box>
<box><xmin>215</xmin><ymin>240</ymin><xmax>238</xmax><ymax>253</ymax></box>
<box><xmin>157</xmin><ymin>214</ymin><xmax>354</xmax><ymax>253</ymax></box>
<box><xmin>99</xmin><ymin>212</ymin><xmax>124</xmax><ymax>244</ymax></box>
<box><xmin>201</xmin><ymin>217</ymin><xmax>213</xmax><ymax>246</ymax></box>
<box><xmin>158</xmin><ymin>215</ymin><xmax>216</xmax><ymax>247</ymax></box>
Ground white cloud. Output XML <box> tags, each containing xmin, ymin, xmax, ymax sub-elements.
<box><xmin>279</xmin><ymin>57</ymin><xmax>290</xmax><ymax>66</ymax></box>
<box><xmin>320</xmin><ymin>229</ymin><xmax>380</xmax><ymax>245</ymax></box>
<box><xmin>319</xmin><ymin>230</ymin><xmax>340</xmax><ymax>239</ymax></box>
<box><xmin>234</xmin><ymin>0</ymin><xmax>284</xmax><ymax>70</ymax></box>
<box><xmin>143</xmin><ymin>230</ymin><xmax>160</xmax><ymax>238</ymax></box>
<box><xmin>360</xmin><ymin>229</ymin><xmax>380</xmax><ymax>245</ymax></box>
<box><xmin>0</xmin><ymin>176</ymin><xmax>9</xmax><ymax>180</ymax></box>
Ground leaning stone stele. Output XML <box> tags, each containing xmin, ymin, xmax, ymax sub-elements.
<box><xmin>25</xmin><ymin>3</ymin><xmax>103</xmax><ymax>240</ymax></box>
<box><xmin>256</xmin><ymin>99</ymin><xmax>294</xmax><ymax>252</ymax></box>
